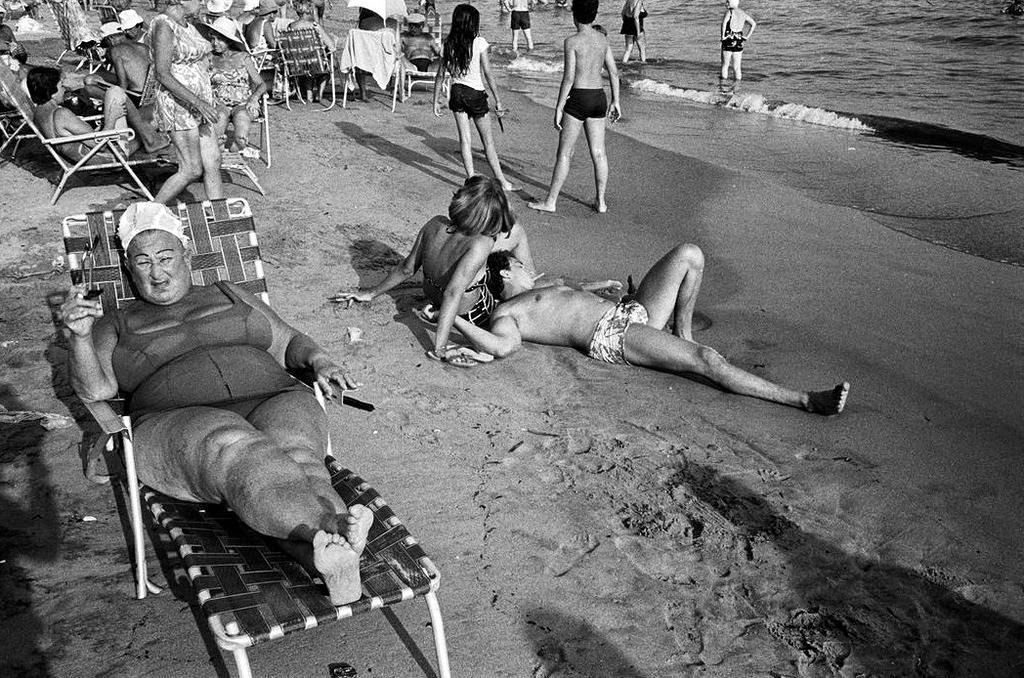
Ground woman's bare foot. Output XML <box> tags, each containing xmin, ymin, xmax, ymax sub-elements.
<box><xmin>528</xmin><ymin>200</ymin><xmax>557</xmax><ymax>213</ymax></box>
<box><xmin>594</xmin><ymin>199</ymin><xmax>607</xmax><ymax>213</ymax></box>
<box><xmin>313</xmin><ymin>530</ymin><xmax>362</xmax><ymax>605</ymax></box>
<box><xmin>341</xmin><ymin>504</ymin><xmax>373</xmax><ymax>554</ymax></box>
<box><xmin>805</xmin><ymin>383</ymin><xmax>850</xmax><ymax>415</ymax></box>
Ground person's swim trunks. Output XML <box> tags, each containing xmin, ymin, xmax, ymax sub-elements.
<box><xmin>510</xmin><ymin>10</ymin><xmax>530</xmax><ymax>30</ymax></box>
<box><xmin>721</xmin><ymin>33</ymin><xmax>744</xmax><ymax>52</ymax></box>
<box><xmin>620</xmin><ymin>10</ymin><xmax>646</xmax><ymax>36</ymax></box>
<box><xmin>563</xmin><ymin>87</ymin><xmax>607</xmax><ymax>120</ymax></box>
<box><xmin>448</xmin><ymin>82</ymin><xmax>489</xmax><ymax>118</ymax></box>
<box><xmin>588</xmin><ymin>300</ymin><xmax>649</xmax><ymax>365</ymax></box>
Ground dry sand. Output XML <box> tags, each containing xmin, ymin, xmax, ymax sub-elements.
<box><xmin>2</xmin><ymin>14</ymin><xmax>1023</xmax><ymax>678</ymax></box>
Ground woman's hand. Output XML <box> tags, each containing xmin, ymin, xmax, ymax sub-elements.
<box><xmin>310</xmin><ymin>355</ymin><xmax>361</xmax><ymax>398</ymax></box>
<box><xmin>195</xmin><ymin>99</ymin><xmax>224</xmax><ymax>126</ymax></box>
<box><xmin>433</xmin><ymin>100</ymin><xmax>444</xmax><ymax>117</ymax></box>
<box><xmin>61</xmin><ymin>284</ymin><xmax>104</xmax><ymax>338</ymax></box>
<box><xmin>328</xmin><ymin>289</ymin><xmax>375</xmax><ymax>307</ymax></box>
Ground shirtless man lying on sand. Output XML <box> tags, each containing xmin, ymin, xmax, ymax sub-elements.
<box><xmin>452</xmin><ymin>243</ymin><xmax>849</xmax><ymax>415</ymax></box>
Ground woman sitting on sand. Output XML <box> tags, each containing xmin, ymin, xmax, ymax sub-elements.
<box><xmin>60</xmin><ymin>202</ymin><xmax>371</xmax><ymax>605</ymax></box>
<box><xmin>201</xmin><ymin>16</ymin><xmax>266</xmax><ymax>157</ymax></box>
<box><xmin>330</xmin><ymin>176</ymin><xmax>534</xmax><ymax>366</ymax></box>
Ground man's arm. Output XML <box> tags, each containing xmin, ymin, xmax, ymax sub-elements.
<box><xmin>453</xmin><ymin>314</ymin><xmax>522</xmax><ymax>358</ymax></box>
<box><xmin>553</xmin><ymin>37</ymin><xmax>574</xmax><ymax>129</ymax></box>
<box><xmin>603</xmin><ymin>43</ymin><xmax>620</xmax><ymax>120</ymax></box>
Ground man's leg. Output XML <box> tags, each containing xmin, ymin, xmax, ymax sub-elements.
<box><xmin>582</xmin><ymin>115</ymin><xmax>609</xmax><ymax>213</ymax></box>
<box><xmin>524</xmin><ymin>28</ymin><xmax>533</xmax><ymax>50</ymax></box>
<box><xmin>633</xmin><ymin>243</ymin><xmax>704</xmax><ymax>340</ymax></box>
<box><xmin>512</xmin><ymin>29</ymin><xmax>518</xmax><ymax>51</ymax></box>
<box><xmin>622</xmin><ymin>326</ymin><xmax>848</xmax><ymax>414</ymax></box>
<box><xmin>528</xmin><ymin>113</ymin><xmax>584</xmax><ymax>212</ymax></box>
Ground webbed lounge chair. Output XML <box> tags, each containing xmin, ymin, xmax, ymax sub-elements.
<box><xmin>277</xmin><ymin>27</ymin><xmax>336</xmax><ymax>111</ymax></box>
<box><xmin>61</xmin><ymin>199</ymin><xmax>451</xmax><ymax>678</ymax></box>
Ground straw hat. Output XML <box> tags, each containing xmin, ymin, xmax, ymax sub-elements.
<box><xmin>118</xmin><ymin>9</ymin><xmax>144</xmax><ymax>29</ymax></box>
<box><xmin>207</xmin><ymin>0</ymin><xmax>233</xmax><ymax>14</ymax></box>
<box><xmin>201</xmin><ymin>16</ymin><xmax>246</xmax><ymax>47</ymax></box>
<box><xmin>118</xmin><ymin>203</ymin><xmax>190</xmax><ymax>251</ymax></box>
<box><xmin>256</xmin><ymin>0</ymin><xmax>278</xmax><ymax>15</ymax></box>
<box><xmin>100</xmin><ymin>22</ymin><xmax>124</xmax><ymax>39</ymax></box>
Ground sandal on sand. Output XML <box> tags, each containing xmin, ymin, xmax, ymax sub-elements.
<box><xmin>413</xmin><ymin>303</ymin><xmax>439</xmax><ymax>325</ymax></box>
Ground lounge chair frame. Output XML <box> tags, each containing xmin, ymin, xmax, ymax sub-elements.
<box><xmin>61</xmin><ymin>199</ymin><xmax>451</xmax><ymax>678</ymax></box>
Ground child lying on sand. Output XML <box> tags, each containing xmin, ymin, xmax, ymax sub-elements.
<box><xmin>450</xmin><ymin>243</ymin><xmax>849</xmax><ymax>415</ymax></box>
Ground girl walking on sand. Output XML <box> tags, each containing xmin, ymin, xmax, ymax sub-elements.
<box><xmin>434</xmin><ymin>3</ymin><xmax>516</xmax><ymax>191</ymax></box>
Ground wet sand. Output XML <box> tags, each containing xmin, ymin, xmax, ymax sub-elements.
<box><xmin>2</xmin><ymin>14</ymin><xmax>1023</xmax><ymax>678</ymax></box>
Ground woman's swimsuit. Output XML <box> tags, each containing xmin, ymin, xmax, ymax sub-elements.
<box><xmin>721</xmin><ymin>10</ymin><xmax>745</xmax><ymax>52</ymax></box>
<box><xmin>423</xmin><ymin>270</ymin><xmax>497</xmax><ymax>327</ymax></box>
<box><xmin>588</xmin><ymin>299</ymin><xmax>648</xmax><ymax>365</ymax></box>
<box><xmin>563</xmin><ymin>87</ymin><xmax>607</xmax><ymax>121</ymax></box>
<box><xmin>111</xmin><ymin>281</ymin><xmax>306</xmax><ymax>418</ymax></box>
<box><xmin>210</xmin><ymin>59</ymin><xmax>260</xmax><ymax>118</ymax></box>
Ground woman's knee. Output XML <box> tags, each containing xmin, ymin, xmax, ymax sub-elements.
<box><xmin>673</xmin><ymin>243</ymin><xmax>704</xmax><ymax>270</ymax></box>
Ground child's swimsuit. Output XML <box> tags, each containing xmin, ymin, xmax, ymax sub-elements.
<box><xmin>588</xmin><ymin>299</ymin><xmax>648</xmax><ymax>365</ymax></box>
<box><xmin>510</xmin><ymin>10</ymin><xmax>530</xmax><ymax>30</ymax></box>
<box><xmin>563</xmin><ymin>87</ymin><xmax>607</xmax><ymax>121</ymax></box>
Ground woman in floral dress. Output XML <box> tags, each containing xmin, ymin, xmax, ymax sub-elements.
<box><xmin>150</xmin><ymin>0</ymin><xmax>226</xmax><ymax>203</ymax></box>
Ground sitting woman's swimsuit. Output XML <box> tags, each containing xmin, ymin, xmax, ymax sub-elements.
<box><xmin>210</xmin><ymin>60</ymin><xmax>260</xmax><ymax>118</ymax></box>
<box><xmin>111</xmin><ymin>281</ymin><xmax>305</xmax><ymax>418</ymax></box>
<box><xmin>423</xmin><ymin>270</ymin><xmax>498</xmax><ymax>327</ymax></box>
<box><xmin>588</xmin><ymin>299</ymin><xmax>649</xmax><ymax>365</ymax></box>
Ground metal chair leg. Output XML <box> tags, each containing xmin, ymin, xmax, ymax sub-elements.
<box><xmin>425</xmin><ymin>592</ymin><xmax>451</xmax><ymax>678</ymax></box>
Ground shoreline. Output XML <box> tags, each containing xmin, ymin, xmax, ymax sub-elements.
<box><xmin>2</xmin><ymin>20</ymin><xmax>1023</xmax><ymax>678</ymax></box>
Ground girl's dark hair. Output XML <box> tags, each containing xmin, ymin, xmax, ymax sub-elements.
<box><xmin>486</xmin><ymin>250</ymin><xmax>514</xmax><ymax>299</ymax></box>
<box><xmin>448</xmin><ymin>175</ymin><xmax>515</xmax><ymax>238</ymax></box>
<box><xmin>440</xmin><ymin>3</ymin><xmax>479</xmax><ymax>77</ymax></box>
<box><xmin>26</xmin><ymin>66</ymin><xmax>61</xmax><ymax>105</ymax></box>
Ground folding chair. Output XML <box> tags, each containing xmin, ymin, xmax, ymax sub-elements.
<box><xmin>61</xmin><ymin>199</ymin><xmax>451</xmax><ymax>678</ymax></box>
<box><xmin>277</xmin><ymin>27</ymin><xmax>336</xmax><ymax>111</ymax></box>
<box><xmin>0</xmin><ymin>63</ymin><xmax>158</xmax><ymax>203</ymax></box>
<box><xmin>49</xmin><ymin>0</ymin><xmax>104</xmax><ymax>72</ymax></box>
<box><xmin>94</xmin><ymin>3</ymin><xmax>118</xmax><ymax>23</ymax></box>
<box><xmin>404</xmin><ymin>61</ymin><xmax>443</xmax><ymax>99</ymax></box>
<box><xmin>339</xmin><ymin>28</ymin><xmax>402</xmax><ymax>112</ymax></box>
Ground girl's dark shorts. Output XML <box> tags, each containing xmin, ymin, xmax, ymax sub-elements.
<box><xmin>449</xmin><ymin>83</ymin><xmax>489</xmax><ymax>119</ymax></box>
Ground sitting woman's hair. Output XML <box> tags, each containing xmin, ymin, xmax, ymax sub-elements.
<box><xmin>448</xmin><ymin>175</ymin><xmax>514</xmax><ymax>238</ymax></box>
<box><xmin>485</xmin><ymin>250</ymin><xmax>513</xmax><ymax>299</ymax></box>
<box><xmin>26</xmin><ymin>66</ymin><xmax>61</xmax><ymax>105</ymax></box>
<box><xmin>571</xmin><ymin>0</ymin><xmax>599</xmax><ymax>25</ymax></box>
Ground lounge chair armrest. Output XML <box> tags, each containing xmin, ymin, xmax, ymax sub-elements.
<box><xmin>82</xmin><ymin>399</ymin><xmax>128</xmax><ymax>436</ymax></box>
<box><xmin>43</xmin><ymin>128</ymin><xmax>136</xmax><ymax>145</ymax></box>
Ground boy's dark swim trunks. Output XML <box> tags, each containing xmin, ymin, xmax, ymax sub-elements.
<box><xmin>448</xmin><ymin>82</ymin><xmax>489</xmax><ymax>118</ymax></box>
<box><xmin>510</xmin><ymin>10</ymin><xmax>530</xmax><ymax>29</ymax></box>
<box><xmin>563</xmin><ymin>87</ymin><xmax>607</xmax><ymax>120</ymax></box>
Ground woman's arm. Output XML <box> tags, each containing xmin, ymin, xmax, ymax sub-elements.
<box><xmin>433</xmin><ymin>238</ymin><xmax>491</xmax><ymax>355</ymax></box>
<box><xmin>243</xmin><ymin>54</ymin><xmax>268</xmax><ymax>104</ymax></box>
<box><xmin>500</xmin><ymin>222</ymin><xmax>535</xmax><ymax>273</ymax></box>
<box><xmin>61</xmin><ymin>284</ymin><xmax>120</xmax><ymax>402</ymax></box>
<box><xmin>452</xmin><ymin>314</ymin><xmax>522</xmax><ymax>358</ymax></box>
<box><xmin>151</xmin><ymin>18</ymin><xmax>221</xmax><ymax>124</ymax></box>
<box><xmin>743</xmin><ymin>12</ymin><xmax>756</xmax><ymax>39</ymax></box>
<box><xmin>330</xmin><ymin>225</ymin><xmax>427</xmax><ymax>304</ymax></box>
<box><xmin>479</xmin><ymin>45</ymin><xmax>503</xmax><ymax>114</ymax></box>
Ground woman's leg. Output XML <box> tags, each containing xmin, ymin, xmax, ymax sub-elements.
<box><xmin>721</xmin><ymin>50</ymin><xmax>731</xmax><ymax>80</ymax></box>
<box><xmin>232</xmin><ymin>108</ymin><xmax>252</xmax><ymax>151</ymax></box>
<box><xmin>733</xmin><ymin>51</ymin><xmax>743</xmax><ymax>81</ymax></box>
<box><xmin>453</xmin><ymin>110</ymin><xmax>476</xmax><ymax>177</ymax></box>
<box><xmin>528</xmin><ymin>114</ymin><xmax>583</xmax><ymax>212</ymax></box>
<box><xmin>197</xmin><ymin>121</ymin><xmax>224</xmax><ymax>200</ymax></box>
<box><xmin>473</xmin><ymin>113</ymin><xmax>514</xmax><ymax>190</ymax></box>
<box><xmin>582</xmin><ymin>116</ymin><xmax>609</xmax><ymax>213</ymax></box>
<box><xmin>632</xmin><ymin>243</ymin><xmax>704</xmax><ymax>340</ymax></box>
<box><xmin>637</xmin><ymin>32</ymin><xmax>647</xmax><ymax>62</ymax></box>
<box><xmin>153</xmin><ymin>127</ymin><xmax>204</xmax><ymax>203</ymax></box>
<box><xmin>623</xmin><ymin>35</ymin><xmax>634</xmax><ymax>63</ymax></box>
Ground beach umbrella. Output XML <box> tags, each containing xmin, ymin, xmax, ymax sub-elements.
<box><xmin>346</xmin><ymin>0</ymin><xmax>408</xmax><ymax>19</ymax></box>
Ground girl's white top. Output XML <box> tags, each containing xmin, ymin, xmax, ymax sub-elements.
<box><xmin>450</xmin><ymin>36</ymin><xmax>488</xmax><ymax>91</ymax></box>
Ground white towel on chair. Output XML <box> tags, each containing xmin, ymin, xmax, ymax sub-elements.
<box><xmin>340</xmin><ymin>29</ymin><xmax>398</xmax><ymax>90</ymax></box>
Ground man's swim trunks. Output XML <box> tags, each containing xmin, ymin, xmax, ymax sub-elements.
<box><xmin>510</xmin><ymin>10</ymin><xmax>530</xmax><ymax>30</ymax></box>
<box><xmin>721</xmin><ymin>33</ymin><xmax>744</xmax><ymax>52</ymax></box>
<box><xmin>588</xmin><ymin>300</ymin><xmax>649</xmax><ymax>365</ymax></box>
<box><xmin>448</xmin><ymin>82</ymin><xmax>489</xmax><ymax>118</ymax></box>
<box><xmin>563</xmin><ymin>87</ymin><xmax>607</xmax><ymax>121</ymax></box>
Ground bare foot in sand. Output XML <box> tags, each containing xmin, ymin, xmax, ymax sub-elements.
<box><xmin>341</xmin><ymin>504</ymin><xmax>373</xmax><ymax>553</ymax></box>
<box><xmin>528</xmin><ymin>201</ymin><xmax>557</xmax><ymax>213</ymax></box>
<box><xmin>502</xmin><ymin>183</ymin><xmax>520</xmax><ymax>193</ymax></box>
<box><xmin>313</xmin><ymin>530</ymin><xmax>362</xmax><ymax>605</ymax></box>
<box><xmin>594</xmin><ymin>199</ymin><xmax>607</xmax><ymax>213</ymax></box>
<box><xmin>805</xmin><ymin>382</ymin><xmax>850</xmax><ymax>415</ymax></box>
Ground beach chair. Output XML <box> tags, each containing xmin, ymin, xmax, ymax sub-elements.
<box><xmin>94</xmin><ymin>3</ymin><xmax>117</xmax><ymax>23</ymax></box>
<box><xmin>61</xmin><ymin>199</ymin><xmax>451</xmax><ymax>678</ymax></box>
<box><xmin>49</xmin><ymin>0</ymin><xmax>104</xmax><ymax>72</ymax></box>
<box><xmin>0</xmin><ymin>62</ymin><xmax>158</xmax><ymax>203</ymax></box>
<box><xmin>339</xmin><ymin>28</ymin><xmax>402</xmax><ymax>112</ymax></box>
<box><xmin>403</xmin><ymin>61</ymin><xmax>442</xmax><ymax>99</ymax></box>
<box><xmin>277</xmin><ymin>27</ymin><xmax>336</xmax><ymax>111</ymax></box>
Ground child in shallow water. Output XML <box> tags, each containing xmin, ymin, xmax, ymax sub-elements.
<box><xmin>202</xmin><ymin>17</ymin><xmax>267</xmax><ymax>157</ymax></box>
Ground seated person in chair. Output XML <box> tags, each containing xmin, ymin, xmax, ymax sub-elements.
<box><xmin>288</xmin><ymin>0</ymin><xmax>336</xmax><ymax>50</ymax></box>
<box><xmin>452</xmin><ymin>244</ymin><xmax>850</xmax><ymax>415</ymax></box>
<box><xmin>200</xmin><ymin>16</ymin><xmax>267</xmax><ymax>156</ymax></box>
<box><xmin>402</xmin><ymin>13</ymin><xmax>439</xmax><ymax>73</ymax></box>
<box><xmin>119</xmin><ymin>9</ymin><xmax>149</xmax><ymax>43</ymax></box>
<box><xmin>59</xmin><ymin>202</ymin><xmax>373</xmax><ymax>605</ymax></box>
<box><xmin>27</xmin><ymin>66</ymin><xmax>167</xmax><ymax>161</ymax></box>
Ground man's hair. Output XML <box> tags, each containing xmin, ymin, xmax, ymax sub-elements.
<box><xmin>572</xmin><ymin>0</ymin><xmax>599</xmax><ymax>25</ymax></box>
<box><xmin>486</xmin><ymin>250</ymin><xmax>514</xmax><ymax>299</ymax></box>
<box><xmin>26</xmin><ymin>66</ymin><xmax>61</xmax><ymax>105</ymax></box>
<box><xmin>448</xmin><ymin>175</ymin><xmax>515</xmax><ymax>238</ymax></box>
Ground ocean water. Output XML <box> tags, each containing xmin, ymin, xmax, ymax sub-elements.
<box><xmin>461</xmin><ymin>0</ymin><xmax>1024</xmax><ymax>265</ymax></box>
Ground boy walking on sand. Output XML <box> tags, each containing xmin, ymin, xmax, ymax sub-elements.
<box><xmin>506</xmin><ymin>0</ymin><xmax>534</xmax><ymax>51</ymax></box>
<box><xmin>529</xmin><ymin>0</ymin><xmax>621</xmax><ymax>214</ymax></box>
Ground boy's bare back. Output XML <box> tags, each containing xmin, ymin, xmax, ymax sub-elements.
<box><xmin>565</xmin><ymin>27</ymin><xmax>610</xmax><ymax>89</ymax></box>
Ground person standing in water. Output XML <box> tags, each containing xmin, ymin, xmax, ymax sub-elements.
<box><xmin>720</xmin><ymin>0</ymin><xmax>756</xmax><ymax>82</ymax></box>
<box><xmin>620</xmin><ymin>0</ymin><xmax>646</xmax><ymax>63</ymax></box>
<box><xmin>529</xmin><ymin>0</ymin><xmax>621</xmax><ymax>214</ymax></box>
